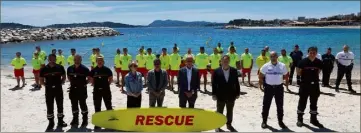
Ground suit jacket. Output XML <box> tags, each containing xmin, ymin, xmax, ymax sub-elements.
<box><xmin>147</xmin><ymin>69</ymin><xmax>168</xmax><ymax>92</ymax></box>
<box><xmin>212</xmin><ymin>67</ymin><xmax>241</xmax><ymax>101</ymax></box>
<box><xmin>178</xmin><ymin>66</ymin><xmax>200</xmax><ymax>95</ymax></box>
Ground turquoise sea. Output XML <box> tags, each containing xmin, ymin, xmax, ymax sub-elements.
<box><xmin>1</xmin><ymin>27</ymin><xmax>360</xmax><ymax>69</ymax></box>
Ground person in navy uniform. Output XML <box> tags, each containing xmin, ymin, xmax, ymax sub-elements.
<box><xmin>259</xmin><ymin>51</ymin><xmax>289</xmax><ymax>129</ymax></box>
<box><xmin>40</xmin><ymin>54</ymin><xmax>67</xmax><ymax>131</ymax></box>
<box><xmin>289</xmin><ymin>44</ymin><xmax>303</xmax><ymax>85</ymax></box>
<box><xmin>321</xmin><ymin>48</ymin><xmax>335</xmax><ymax>87</ymax></box>
<box><xmin>67</xmin><ymin>55</ymin><xmax>90</xmax><ymax>127</ymax></box>
<box><xmin>89</xmin><ymin>56</ymin><xmax>113</xmax><ymax>130</ymax></box>
<box><xmin>296</xmin><ymin>46</ymin><xmax>324</xmax><ymax>128</ymax></box>
<box><xmin>335</xmin><ymin>45</ymin><xmax>356</xmax><ymax>93</ymax></box>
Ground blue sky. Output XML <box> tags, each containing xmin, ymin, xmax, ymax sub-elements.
<box><xmin>1</xmin><ymin>1</ymin><xmax>360</xmax><ymax>26</ymax></box>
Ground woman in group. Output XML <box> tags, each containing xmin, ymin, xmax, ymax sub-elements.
<box><xmin>124</xmin><ymin>61</ymin><xmax>144</xmax><ymax>108</ymax></box>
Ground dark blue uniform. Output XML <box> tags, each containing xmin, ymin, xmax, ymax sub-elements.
<box><xmin>289</xmin><ymin>50</ymin><xmax>303</xmax><ymax>85</ymax></box>
<box><xmin>89</xmin><ymin>66</ymin><xmax>113</xmax><ymax>112</ymax></box>
<box><xmin>321</xmin><ymin>54</ymin><xmax>335</xmax><ymax>86</ymax></box>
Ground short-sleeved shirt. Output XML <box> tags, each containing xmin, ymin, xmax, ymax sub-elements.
<box><xmin>11</xmin><ymin>57</ymin><xmax>27</xmax><ymax>69</ymax></box>
<box><xmin>40</xmin><ymin>64</ymin><xmax>65</xmax><ymax>86</ymax></box>
<box><xmin>89</xmin><ymin>66</ymin><xmax>113</xmax><ymax>89</ymax></box>
<box><xmin>67</xmin><ymin>55</ymin><xmax>75</xmax><ymax>66</ymax></box>
<box><xmin>136</xmin><ymin>54</ymin><xmax>146</xmax><ymax>68</ymax></box>
<box><xmin>170</xmin><ymin>53</ymin><xmax>181</xmax><ymax>70</ymax></box>
<box><xmin>56</xmin><ymin>55</ymin><xmax>66</xmax><ymax>66</ymax></box>
<box><xmin>216</xmin><ymin>47</ymin><xmax>224</xmax><ymax>53</ymax></box>
<box><xmin>195</xmin><ymin>53</ymin><xmax>209</xmax><ymax>69</ymax></box>
<box><xmin>256</xmin><ymin>55</ymin><xmax>270</xmax><ymax>69</ymax></box>
<box><xmin>290</xmin><ymin>50</ymin><xmax>303</xmax><ymax>64</ymax></box>
<box><xmin>297</xmin><ymin>58</ymin><xmax>323</xmax><ymax>83</ymax></box>
<box><xmin>278</xmin><ymin>55</ymin><xmax>293</xmax><ymax>71</ymax></box>
<box><xmin>260</xmin><ymin>62</ymin><xmax>288</xmax><ymax>85</ymax></box>
<box><xmin>209</xmin><ymin>53</ymin><xmax>221</xmax><ymax>69</ymax></box>
<box><xmin>321</xmin><ymin>54</ymin><xmax>335</xmax><ymax>67</ymax></box>
<box><xmin>241</xmin><ymin>53</ymin><xmax>253</xmax><ymax>68</ymax></box>
<box><xmin>145</xmin><ymin>54</ymin><xmax>156</xmax><ymax>70</ymax></box>
<box><xmin>91</xmin><ymin>54</ymin><xmax>104</xmax><ymax>67</ymax></box>
<box><xmin>67</xmin><ymin>64</ymin><xmax>90</xmax><ymax>87</ymax></box>
<box><xmin>160</xmin><ymin>54</ymin><xmax>170</xmax><ymax>70</ymax></box>
<box><xmin>227</xmin><ymin>53</ymin><xmax>240</xmax><ymax>68</ymax></box>
<box><xmin>34</xmin><ymin>51</ymin><xmax>47</xmax><ymax>61</ymax></box>
<box><xmin>121</xmin><ymin>54</ymin><xmax>132</xmax><ymax>70</ymax></box>
<box><xmin>336</xmin><ymin>51</ymin><xmax>354</xmax><ymax>66</ymax></box>
<box><xmin>183</xmin><ymin>54</ymin><xmax>194</xmax><ymax>59</ymax></box>
<box><xmin>114</xmin><ymin>54</ymin><xmax>122</xmax><ymax>68</ymax></box>
<box><xmin>32</xmin><ymin>58</ymin><xmax>44</xmax><ymax>70</ymax></box>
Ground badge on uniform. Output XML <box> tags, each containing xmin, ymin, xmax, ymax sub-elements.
<box><xmin>74</xmin><ymin>75</ymin><xmax>77</xmax><ymax>78</ymax></box>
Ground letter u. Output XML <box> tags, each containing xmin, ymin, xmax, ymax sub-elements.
<box><xmin>174</xmin><ymin>116</ymin><xmax>185</xmax><ymax>125</ymax></box>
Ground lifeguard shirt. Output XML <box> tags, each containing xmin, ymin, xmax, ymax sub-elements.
<box><xmin>33</xmin><ymin>51</ymin><xmax>47</xmax><ymax>61</ymax></box>
<box><xmin>256</xmin><ymin>55</ymin><xmax>269</xmax><ymax>69</ymax></box>
<box><xmin>56</xmin><ymin>55</ymin><xmax>66</xmax><ymax>66</ymax></box>
<box><xmin>160</xmin><ymin>54</ymin><xmax>170</xmax><ymax>70</ymax></box>
<box><xmin>89</xmin><ymin>66</ymin><xmax>113</xmax><ymax>89</ymax></box>
<box><xmin>241</xmin><ymin>53</ymin><xmax>253</xmax><ymax>69</ymax></box>
<box><xmin>195</xmin><ymin>53</ymin><xmax>209</xmax><ymax>69</ymax></box>
<box><xmin>32</xmin><ymin>58</ymin><xmax>44</xmax><ymax>70</ymax></box>
<box><xmin>121</xmin><ymin>54</ymin><xmax>132</xmax><ymax>71</ymax></box>
<box><xmin>90</xmin><ymin>54</ymin><xmax>104</xmax><ymax>67</ymax></box>
<box><xmin>170</xmin><ymin>53</ymin><xmax>181</xmax><ymax>70</ymax></box>
<box><xmin>278</xmin><ymin>55</ymin><xmax>293</xmax><ymax>71</ymax></box>
<box><xmin>336</xmin><ymin>51</ymin><xmax>354</xmax><ymax>66</ymax></box>
<box><xmin>145</xmin><ymin>54</ymin><xmax>156</xmax><ymax>70</ymax></box>
<box><xmin>67</xmin><ymin>55</ymin><xmax>75</xmax><ymax>66</ymax></box>
<box><xmin>183</xmin><ymin>54</ymin><xmax>194</xmax><ymax>59</ymax></box>
<box><xmin>11</xmin><ymin>57</ymin><xmax>27</xmax><ymax>69</ymax></box>
<box><xmin>216</xmin><ymin>47</ymin><xmax>224</xmax><ymax>53</ymax></box>
<box><xmin>209</xmin><ymin>53</ymin><xmax>221</xmax><ymax>69</ymax></box>
<box><xmin>297</xmin><ymin>58</ymin><xmax>323</xmax><ymax>83</ymax></box>
<box><xmin>114</xmin><ymin>54</ymin><xmax>121</xmax><ymax>68</ymax></box>
<box><xmin>260</xmin><ymin>62</ymin><xmax>288</xmax><ymax>85</ymax></box>
<box><xmin>227</xmin><ymin>53</ymin><xmax>239</xmax><ymax>68</ymax></box>
<box><xmin>136</xmin><ymin>54</ymin><xmax>146</xmax><ymax>68</ymax></box>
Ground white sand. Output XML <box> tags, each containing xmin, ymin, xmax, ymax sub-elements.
<box><xmin>1</xmin><ymin>67</ymin><xmax>360</xmax><ymax>132</ymax></box>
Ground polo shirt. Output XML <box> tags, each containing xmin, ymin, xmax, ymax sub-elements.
<box><xmin>40</xmin><ymin>64</ymin><xmax>65</xmax><ymax>86</ymax></box>
<box><xmin>336</xmin><ymin>51</ymin><xmax>354</xmax><ymax>66</ymax></box>
<box><xmin>183</xmin><ymin>54</ymin><xmax>194</xmax><ymax>59</ymax></box>
<box><xmin>297</xmin><ymin>58</ymin><xmax>323</xmax><ymax>83</ymax></box>
<box><xmin>67</xmin><ymin>55</ymin><xmax>75</xmax><ymax>66</ymax></box>
<box><xmin>216</xmin><ymin>47</ymin><xmax>224</xmax><ymax>53</ymax></box>
<box><xmin>11</xmin><ymin>57</ymin><xmax>27</xmax><ymax>69</ymax></box>
<box><xmin>136</xmin><ymin>54</ymin><xmax>146</xmax><ymax>68</ymax></box>
<box><xmin>32</xmin><ymin>58</ymin><xmax>44</xmax><ymax>70</ymax></box>
<box><xmin>33</xmin><ymin>50</ymin><xmax>47</xmax><ymax>61</ymax></box>
<box><xmin>67</xmin><ymin>64</ymin><xmax>90</xmax><ymax>87</ymax></box>
<box><xmin>56</xmin><ymin>55</ymin><xmax>66</xmax><ymax>66</ymax></box>
<box><xmin>278</xmin><ymin>55</ymin><xmax>293</xmax><ymax>71</ymax></box>
<box><xmin>160</xmin><ymin>54</ymin><xmax>170</xmax><ymax>70</ymax></box>
<box><xmin>120</xmin><ymin>54</ymin><xmax>132</xmax><ymax>70</ymax></box>
<box><xmin>256</xmin><ymin>55</ymin><xmax>270</xmax><ymax>69</ymax></box>
<box><xmin>290</xmin><ymin>50</ymin><xmax>303</xmax><ymax>64</ymax></box>
<box><xmin>227</xmin><ymin>53</ymin><xmax>240</xmax><ymax>68</ymax></box>
<box><xmin>114</xmin><ymin>54</ymin><xmax>122</xmax><ymax>68</ymax></box>
<box><xmin>321</xmin><ymin>54</ymin><xmax>335</xmax><ymax>67</ymax></box>
<box><xmin>260</xmin><ymin>62</ymin><xmax>288</xmax><ymax>85</ymax></box>
<box><xmin>170</xmin><ymin>53</ymin><xmax>181</xmax><ymax>70</ymax></box>
<box><xmin>241</xmin><ymin>53</ymin><xmax>253</xmax><ymax>68</ymax></box>
<box><xmin>209</xmin><ymin>53</ymin><xmax>221</xmax><ymax>69</ymax></box>
<box><xmin>195</xmin><ymin>53</ymin><xmax>209</xmax><ymax>69</ymax></box>
<box><xmin>145</xmin><ymin>54</ymin><xmax>156</xmax><ymax>70</ymax></box>
<box><xmin>89</xmin><ymin>66</ymin><xmax>113</xmax><ymax>89</ymax></box>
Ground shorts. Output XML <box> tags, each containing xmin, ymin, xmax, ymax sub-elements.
<box><xmin>198</xmin><ymin>69</ymin><xmax>208</xmax><ymax>77</ymax></box>
<box><xmin>14</xmin><ymin>68</ymin><xmax>24</xmax><ymax>78</ymax></box>
<box><xmin>138</xmin><ymin>67</ymin><xmax>148</xmax><ymax>76</ymax></box>
<box><xmin>169</xmin><ymin>70</ymin><xmax>179</xmax><ymax>77</ymax></box>
<box><xmin>33</xmin><ymin>69</ymin><xmax>40</xmax><ymax>74</ymax></box>
<box><xmin>242</xmin><ymin>68</ymin><xmax>251</xmax><ymax>77</ymax></box>
<box><xmin>115</xmin><ymin>68</ymin><xmax>121</xmax><ymax>73</ymax></box>
<box><xmin>166</xmin><ymin>69</ymin><xmax>171</xmax><ymax>76</ymax></box>
<box><xmin>121</xmin><ymin>70</ymin><xmax>129</xmax><ymax>77</ymax></box>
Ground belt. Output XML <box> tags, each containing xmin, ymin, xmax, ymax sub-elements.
<box><xmin>265</xmin><ymin>83</ymin><xmax>283</xmax><ymax>88</ymax></box>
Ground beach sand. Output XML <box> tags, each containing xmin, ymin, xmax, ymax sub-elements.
<box><xmin>1</xmin><ymin>67</ymin><xmax>360</xmax><ymax>132</ymax></box>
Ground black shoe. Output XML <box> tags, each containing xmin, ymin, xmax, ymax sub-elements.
<box><xmin>310</xmin><ymin>115</ymin><xmax>324</xmax><ymax>128</ymax></box>
<box><xmin>46</xmin><ymin>120</ymin><xmax>55</xmax><ymax>131</ymax></box>
<box><xmin>81</xmin><ymin>114</ymin><xmax>88</xmax><ymax>127</ymax></box>
<box><xmin>226</xmin><ymin>125</ymin><xmax>236</xmax><ymax>132</ymax></box>
<box><xmin>296</xmin><ymin>121</ymin><xmax>303</xmax><ymax>127</ymax></box>
<box><xmin>279</xmin><ymin>121</ymin><xmax>287</xmax><ymax>129</ymax></box>
<box><xmin>57</xmin><ymin>119</ymin><xmax>67</xmax><ymax>127</ymax></box>
<box><xmin>349</xmin><ymin>89</ymin><xmax>356</xmax><ymax>93</ymax></box>
<box><xmin>70</xmin><ymin>117</ymin><xmax>79</xmax><ymax>126</ymax></box>
<box><xmin>335</xmin><ymin>88</ymin><xmax>340</xmax><ymax>93</ymax></box>
<box><xmin>94</xmin><ymin>126</ymin><xmax>101</xmax><ymax>131</ymax></box>
<box><xmin>215</xmin><ymin>128</ymin><xmax>223</xmax><ymax>132</ymax></box>
<box><xmin>261</xmin><ymin>121</ymin><xmax>268</xmax><ymax>129</ymax></box>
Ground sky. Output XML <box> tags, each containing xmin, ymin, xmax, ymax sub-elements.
<box><xmin>1</xmin><ymin>1</ymin><xmax>360</xmax><ymax>26</ymax></box>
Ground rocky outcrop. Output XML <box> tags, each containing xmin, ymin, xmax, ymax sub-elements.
<box><xmin>0</xmin><ymin>27</ymin><xmax>122</xmax><ymax>44</ymax></box>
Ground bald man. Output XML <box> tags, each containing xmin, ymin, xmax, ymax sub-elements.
<box><xmin>335</xmin><ymin>45</ymin><xmax>356</xmax><ymax>93</ymax></box>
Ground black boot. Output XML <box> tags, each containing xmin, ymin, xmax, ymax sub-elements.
<box><xmin>57</xmin><ymin>116</ymin><xmax>68</xmax><ymax>127</ymax></box>
<box><xmin>81</xmin><ymin>112</ymin><xmax>88</xmax><ymax>127</ymax></box>
<box><xmin>349</xmin><ymin>87</ymin><xmax>356</xmax><ymax>93</ymax></box>
<box><xmin>46</xmin><ymin>118</ymin><xmax>55</xmax><ymax>131</ymax></box>
<box><xmin>278</xmin><ymin>117</ymin><xmax>286</xmax><ymax>129</ymax></box>
<box><xmin>296</xmin><ymin>76</ymin><xmax>301</xmax><ymax>85</ymax></box>
<box><xmin>296</xmin><ymin>114</ymin><xmax>303</xmax><ymax>127</ymax></box>
<box><xmin>310</xmin><ymin>114</ymin><xmax>324</xmax><ymax>128</ymax></box>
<box><xmin>261</xmin><ymin>117</ymin><xmax>268</xmax><ymax>129</ymax></box>
<box><xmin>70</xmin><ymin>113</ymin><xmax>79</xmax><ymax>126</ymax></box>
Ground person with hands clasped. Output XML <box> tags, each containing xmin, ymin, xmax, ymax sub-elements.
<box><xmin>147</xmin><ymin>59</ymin><xmax>168</xmax><ymax>107</ymax></box>
<box><xmin>178</xmin><ymin>55</ymin><xmax>200</xmax><ymax>108</ymax></box>
<box><xmin>125</xmin><ymin>61</ymin><xmax>144</xmax><ymax>108</ymax></box>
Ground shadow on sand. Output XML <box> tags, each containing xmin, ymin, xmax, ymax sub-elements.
<box><xmin>303</xmin><ymin>123</ymin><xmax>337</xmax><ymax>132</ymax></box>
<box><xmin>267</xmin><ymin>125</ymin><xmax>295</xmax><ymax>132</ymax></box>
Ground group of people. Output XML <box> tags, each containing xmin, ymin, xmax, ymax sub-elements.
<box><xmin>10</xmin><ymin>42</ymin><xmax>356</xmax><ymax>131</ymax></box>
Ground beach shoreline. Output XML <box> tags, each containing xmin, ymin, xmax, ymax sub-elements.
<box><xmin>224</xmin><ymin>26</ymin><xmax>361</xmax><ymax>29</ymax></box>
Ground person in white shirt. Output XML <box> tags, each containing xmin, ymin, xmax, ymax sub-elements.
<box><xmin>335</xmin><ymin>45</ymin><xmax>356</xmax><ymax>93</ymax></box>
<box><xmin>259</xmin><ymin>51</ymin><xmax>289</xmax><ymax>129</ymax></box>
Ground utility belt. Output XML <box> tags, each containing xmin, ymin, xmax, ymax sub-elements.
<box><xmin>264</xmin><ymin>83</ymin><xmax>283</xmax><ymax>88</ymax></box>
<box><xmin>45</xmin><ymin>84</ymin><xmax>62</xmax><ymax>89</ymax></box>
<box><xmin>94</xmin><ymin>86</ymin><xmax>110</xmax><ymax>91</ymax></box>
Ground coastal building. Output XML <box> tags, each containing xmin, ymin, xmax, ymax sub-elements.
<box><xmin>357</xmin><ymin>12</ymin><xmax>360</xmax><ymax>17</ymax></box>
<box><xmin>298</xmin><ymin>17</ymin><xmax>306</xmax><ymax>22</ymax></box>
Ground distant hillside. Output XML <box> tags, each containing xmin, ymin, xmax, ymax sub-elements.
<box><xmin>0</xmin><ymin>23</ymin><xmax>36</xmax><ymax>29</ymax></box>
<box><xmin>46</xmin><ymin>22</ymin><xmax>139</xmax><ymax>28</ymax></box>
<box><xmin>148</xmin><ymin>20</ymin><xmax>224</xmax><ymax>27</ymax></box>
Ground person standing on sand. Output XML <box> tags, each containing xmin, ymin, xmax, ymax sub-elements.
<box><xmin>183</xmin><ymin>48</ymin><xmax>194</xmax><ymax>59</ymax></box>
<box><xmin>178</xmin><ymin>55</ymin><xmax>200</xmax><ymax>108</ymax></box>
<box><xmin>39</xmin><ymin>54</ymin><xmax>67</xmax><ymax>130</ymax></box>
<box><xmin>89</xmin><ymin>56</ymin><xmax>113</xmax><ymax>130</ymax></box>
<box><xmin>35</xmin><ymin>46</ymin><xmax>47</xmax><ymax>61</ymax></box>
<box><xmin>120</xmin><ymin>48</ymin><xmax>132</xmax><ymax>92</ymax></box>
<box><xmin>67</xmin><ymin>55</ymin><xmax>90</xmax><ymax>127</ymax></box>
<box><xmin>56</xmin><ymin>49</ymin><xmax>66</xmax><ymax>66</ymax></box>
<box><xmin>195</xmin><ymin>46</ymin><xmax>209</xmax><ymax>92</ymax></box>
<box><xmin>259</xmin><ymin>51</ymin><xmax>288</xmax><ymax>129</ymax></box>
<box><xmin>240</xmin><ymin>48</ymin><xmax>253</xmax><ymax>86</ymax></box>
<box><xmin>227</xmin><ymin>41</ymin><xmax>237</xmax><ymax>53</ymax></box>
<box><xmin>335</xmin><ymin>45</ymin><xmax>356</xmax><ymax>93</ymax></box>
<box><xmin>209</xmin><ymin>48</ymin><xmax>222</xmax><ymax>83</ymax></box>
<box><xmin>89</xmin><ymin>48</ymin><xmax>97</xmax><ymax>70</ymax></box>
<box><xmin>67</xmin><ymin>48</ymin><xmax>76</xmax><ymax>66</ymax></box>
<box><xmin>160</xmin><ymin>48</ymin><xmax>171</xmax><ymax>87</ymax></box>
<box><xmin>296</xmin><ymin>46</ymin><xmax>324</xmax><ymax>128</ymax></box>
<box><xmin>321</xmin><ymin>48</ymin><xmax>335</xmax><ymax>87</ymax></box>
<box><xmin>226</xmin><ymin>46</ymin><xmax>240</xmax><ymax>69</ymax></box>
<box><xmin>278</xmin><ymin>49</ymin><xmax>292</xmax><ymax>92</ymax></box>
<box><xmin>145</xmin><ymin>48</ymin><xmax>156</xmax><ymax>87</ymax></box>
<box><xmin>136</xmin><ymin>48</ymin><xmax>147</xmax><ymax>85</ymax></box>
<box><xmin>256</xmin><ymin>49</ymin><xmax>270</xmax><ymax>90</ymax></box>
<box><xmin>289</xmin><ymin>44</ymin><xmax>303</xmax><ymax>85</ymax></box>
<box><xmin>212</xmin><ymin>55</ymin><xmax>240</xmax><ymax>132</ymax></box>
<box><xmin>264</xmin><ymin>46</ymin><xmax>271</xmax><ymax>58</ymax></box>
<box><xmin>216</xmin><ymin>43</ymin><xmax>224</xmax><ymax>54</ymax></box>
<box><xmin>11</xmin><ymin>52</ymin><xmax>27</xmax><ymax>88</ymax></box>
<box><xmin>147</xmin><ymin>59</ymin><xmax>168</xmax><ymax>107</ymax></box>
<box><xmin>169</xmin><ymin>47</ymin><xmax>182</xmax><ymax>91</ymax></box>
<box><xmin>125</xmin><ymin>61</ymin><xmax>143</xmax><ymax>108</ymax></box>
<box><xmin>32</xmin><ymin>52</ymin><xmax>45</xmax><ymax>89</ymax></box>
<box><xmin>114</xmin><ymin>49</ymin><xmax>122</xmax><ymax>85</ymax></box>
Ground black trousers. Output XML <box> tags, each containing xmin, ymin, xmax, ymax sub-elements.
<box><xmin>289</xmin><ymin>63</ymin><xmax>301</xmax><ymax>84</ymax></box>
<box><xmin>127</xmin><ymin>95</ymin><xmax>142</xmax><ymax>108</ymax></box>
<box><xmin>93</xmin><ymin>88</ymin><xmax>113</xmax><ymax>112</ymax></box>
<box><xmin>335</xmin><ymin>64</ymin><xmax>353</xmax><ymax>89</ymax></box>
<box><xmin>179</xmin><ymin>92</ymin><xmax>197</xmax><ymax>108</ymax></box>
<box><xmin>262</xmin><ymin>84</ymin><xmax>284</xmax><ymax>121</ymax></box>
<box><xmin>217</xmin><ymin>99</ymin><xmax>235</xmax><ymax>125</ymax></box>
<box><xmin>45</xmin><ymin>86</ymin><xmax>64</xmax><ymax>120</ymax></box>
<box><xmin>149</xmin><ymin>91</ymin><xmax>165</xmax><ymax>107</ymax></box>
<box><xmin>69</xmin><ymin>87</ymin><xmax>88</xmax><ymax>116</ymax></box>
<box><xmin>297</xmin><ymin>83</ymin><xmax>320</xmax><ymax>115</ymax></box>
<box><xmin>322</xmin><ymin>67</ymin><xmax>333</xmax><ymax>86</ymax></box>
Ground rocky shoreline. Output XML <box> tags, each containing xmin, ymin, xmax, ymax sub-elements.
<box><xmin>0</xmin><ymin>27</ymin><xmax>122</xmax><ymax>44</ymax></box>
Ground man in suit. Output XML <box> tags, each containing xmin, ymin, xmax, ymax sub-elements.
<box><xmin>147</xmin><ymin>59</ymin><xmax>169</xmax><ymax>107</ymax></box>
<box><xmin>178</xmin><ymin>55</ymin><xmax>200</xmax><ymax>108</ymax></box>
<box><xmin>212</xmin><ymin>55</ymin><xmax>240</xmax><ymax>132</ymax></box>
